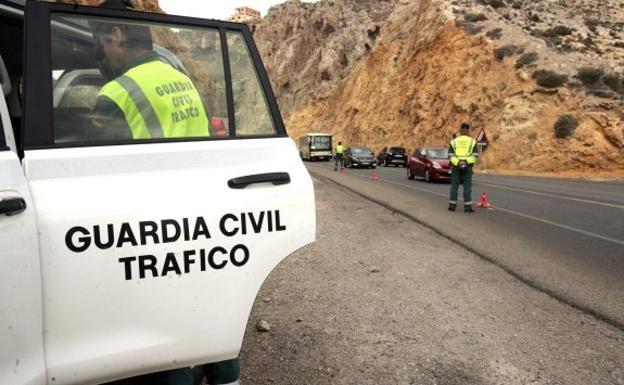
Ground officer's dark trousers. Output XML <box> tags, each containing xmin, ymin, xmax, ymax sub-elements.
<box><xmin>449</xmin><ymin>165</ymin><xmax>473</xmax><ymax>207</ymax></box>
<box><xmin>334</xmin><ymin>154</ymin><xmax>344</xmax><ymax>170</ymax></box>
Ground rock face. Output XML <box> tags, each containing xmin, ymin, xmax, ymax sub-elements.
<box><xmin>61</xmin><ymin>0</ymin><xmax>624</xmax><ymax>176</ymax></box>
<box><xmin>253</xmin><ymin>0</ymin><xmax>624</xmax><ymax>177</ymax></box>
<box><xmin>253</xmin><ymin>0</ymin><xmax>398</xmax><ymax>117</ymax></box>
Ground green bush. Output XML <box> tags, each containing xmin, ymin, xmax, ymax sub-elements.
<box><xmin>486</xmin><ymin>27</ymin><xmax>503</xmax><ymax>39</ymax></box>
<box><xmin>477</xmin><ymin>0</ymin><xmax>506</xmax><ymax>8</ymax></box>
<box><xmin>554</xmin><ymin>115</ymin><xmax>578</xmax><ymax>138</ymax></box>
<box><xmin>495</xmin><ymin>44</ymin><xmax>520</xmax><ymax>60</ymax></box>
<box><xmin>585</xmin><ymin>19</ymin><xmax>599</xmax><ymax>33</ymax></box>
<box><xmin>464</xmin><ymin>13</ymin><xmax>488</xmax><ymax>22</ymax></box>
<box><xmin>533</xmin><ymin>70</ymin><xmax>568</xmax><ymax>88</ymax></box>
<box><xmin>589</xmin><ymin>88</ymin><xmax>615</xmax><ymax>99</ymax></box>
<box><xmin>530</xmin><ymin>14</ymin><xmax>540</xmax><ymax>22</ymax></box>
<box><xmin>515</xmin><ymin>52</ymin><xmax>538</xmax><ymax>68</ymax></box>
<box><xmin>602</xmin><ymin>74</ymin><xmax>622</xmax><ymax>92</ymax></box>
<box><xmin>543</xmin><ymin>25</ymin><xmax>573</xmax><ymax>37</ymax></box>
<box><xmin>577</xmin><ymin>67</ymin><xmax>604</xmax><ymax>85</ymax></box>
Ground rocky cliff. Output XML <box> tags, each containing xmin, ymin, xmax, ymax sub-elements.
<box><xmin>254</xmin><ymin>0</ymin><xmax>624</xmax><ymax>177</ymax></box>
<box><xmin>64</xmin><ymin>0</ymin><xmax>624</xmax><ymax>177</ymax></box>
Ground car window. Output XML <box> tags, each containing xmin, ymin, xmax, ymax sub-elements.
<box><xmin>351</xmin><ymin>147</ymin><xmax>371</xmax><ymax>155</ymax></box>
<box><xmin>0</xmin><ymin>114</ymin><xmax>5</xmax><ymax>150</ymax></box>
<box><xmin>50</xmin><ymin>14</ymin><xmax>230</xmax><ymax>143</ymax></box>
<box><xmin>390</xmin><ymin>147</ymin><xmax>405</xmax><ymax>153</ymax></box>
<box><xmin>310</xmin><ymin>136</ymin><xmax>330</xmax><ymax>149</ymax></box>
<box><xmin>227</xmin><ymin>31</ymin><xmax>277</xmax><ymax>137</ymax></box>
<box><xmin>426</xmin><ymin>148</ymin><xmax>448</xmax><ymax>159</ymax></box>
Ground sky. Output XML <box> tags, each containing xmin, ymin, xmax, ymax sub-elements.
<box><xmin>158</xmin><ymin>0</ymin><xmax>318</xmax><ymax>21</ymax></box>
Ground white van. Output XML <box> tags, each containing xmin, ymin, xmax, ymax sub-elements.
<box><xmin>0</xmin><ymin>1</ymin><xmax>315</xmax><ymax>384</ymax></box>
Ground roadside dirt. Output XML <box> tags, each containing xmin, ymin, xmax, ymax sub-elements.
<box><xmin>239</xmin><ymin>177</ymin><xmax>623</xmax><ymax>385</ymax></box>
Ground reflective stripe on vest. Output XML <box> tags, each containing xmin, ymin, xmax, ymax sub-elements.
<box><xmin>336</xmin><ymin>145</ymin><xmax>344</xmax><ymax>154</ymax></box>
<box><xmin>98</xmin><ymin>60</ymin><xmax>209</xmax><ymax>139</ymax></box>
<box><xmin>450</xmin><ymin>136</ymin><xmax>477</xmax><ymax>166</ymax></box>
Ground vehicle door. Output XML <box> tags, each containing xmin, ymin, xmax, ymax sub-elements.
<box><xmin>411</xmin><ymin>148</ymin><xmax>422</xmax><ymax>176</ymax></box>
<box><xmin>0</xmin><ymin>71</ymin><xmax>46</xmax><ymax>385</ymax></box>
<box><xmin>22</xmin><ymin>3</ymin><xmax>315</xmax><ymax>384</ymax></box>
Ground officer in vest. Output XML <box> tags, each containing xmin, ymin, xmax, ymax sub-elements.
<box><xmin>448</xmin><ymin>123</ymin><xmax>479</xmax><ymax>212</ymax></box>
<box><xmin>334</xmin><ymin>141</ymin><xmax>345</xmax><ymax>171</ymax></box>
<box><xmin>91</xmin><ymin>2</ymin><xmax>209</xmax><ymax>140</ymax></box>
<box><xmin>93</xmin><ymin>4</ymin><xmax>238</xmax><ymax>385</ymax></box>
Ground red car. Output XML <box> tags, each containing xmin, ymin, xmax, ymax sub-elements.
<box><xmin>407</xmin><ymin>146</ymin><xmax>452</xmax><ymax>182</ymax></box>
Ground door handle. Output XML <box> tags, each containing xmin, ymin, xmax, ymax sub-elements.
<box><xmin>228</xmin><ymin>172</ymin><xmax>291</xmax><ymax>189</ymax></box>
<box><xmin>0</xmin><ymin>197</ymin><xmax>27</xmax><ymax>216</ymax></box>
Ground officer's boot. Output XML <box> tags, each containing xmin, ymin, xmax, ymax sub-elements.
<box><xmin>464</xmin><ymin>205</ymin><xmax>474</xmax><ymax>213</ymax></box>
<box><xmin>448</xmin><ymin>204</ymin><xmax>456</xmax><ymax>212</ymax></box>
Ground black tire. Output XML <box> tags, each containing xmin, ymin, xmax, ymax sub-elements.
<box><xmin>424</xmin><ymin>169</ymin><xmax>431</xmax><ymax>183</ymax></box>
<box><xmin>407</xmin><ymin>167</ymin><xmax>415</xmax><ymax>180</ymax></box>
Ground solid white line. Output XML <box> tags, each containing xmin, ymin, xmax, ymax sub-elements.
<box><xmin>321</xmin><ymin>167</ymin><xmax>624</xmax><ymax>247</ymax></box>
<box><xmin>474</xmin><ymin>181</ymin><xmax>624</xmax><ymax>209</ymax></box>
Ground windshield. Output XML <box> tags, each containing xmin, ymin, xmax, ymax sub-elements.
<box><xmin>351</xmin><ymin>147</ymin><xmax>372</xmax><ymax>155</ymax></box>
<box><xmin>310</xmin><ymin>136</ymin><xmax>331</xmax><ymax>150</ymax></box>
<box><xmin>390</xmin><ymin>147</ymin><xmax>406</xmax><ymax>153</ymax></box>
<box><xmin>426</xmin><ymin>148</ymin><xmax>448</xmax><ymax>159</ymax></box>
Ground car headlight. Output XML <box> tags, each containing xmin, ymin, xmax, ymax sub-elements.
<box><xmin>432</xmin><ymin>162</ymin><xmax>442</xmax><ymax>169</ymax></box>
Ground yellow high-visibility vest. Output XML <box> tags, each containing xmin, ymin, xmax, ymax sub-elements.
<box><xmin>335</xmin><ymin>145</ymin><xmax>344</xmax><ymax>154</ymax></box>
<box><xmin>450</xmin><ymin>135</ymin><xmax>477</xmax><ymax>166</ymax></box>
<box><xmin>98</xmin><ymin>60</ymin><xmax>209</xmax><ymax>139</ymax></box>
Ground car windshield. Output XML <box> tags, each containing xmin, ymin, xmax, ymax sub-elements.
<box><xmin>310</xmin><ymin>136</ymin><xmax>331</xmax><ymax>150</ymax></box>
<box><xmin>426</xmin><ymin>148</ymin><xmax>448</xmax><ymax>159</ymax></box>
<box><xmin>351</xmin><ymin>147</ymin><xmax>372</xmax><ymax>155</ymax></box>
<box><xmin>390</xmin><ymin>147</ymin><xmax>406</xmax><ymax>153</ymax></box>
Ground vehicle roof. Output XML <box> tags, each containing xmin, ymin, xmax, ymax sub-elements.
<box><xmin>304</xmin><ymin>133</ymin><xmax>332</xmax><ymax>136</ymax></box>
<box><xmin>421</xmin><ymin>146</ymin><xmax>447</xmax><ymax>149</ymax></box>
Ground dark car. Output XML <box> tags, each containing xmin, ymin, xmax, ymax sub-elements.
<box><xmin>377</xmin><ymin>146</ymin><xmax>408</xmax><ymax>167</ymax></box>
<box><xmin>407</xmin><ymin>146</ymin><xmax>451</xmax><ymax>182</ymax></box>
<box><xmin>344</xmin><ymin>146</ymin><xmax>377</xmax><ymax>169</ymax></box>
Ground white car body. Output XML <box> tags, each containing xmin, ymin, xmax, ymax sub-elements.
<box><xmin>0</xmin><ymin>2</ymin><xmax>316</xmax><ymax>384</ymax></box>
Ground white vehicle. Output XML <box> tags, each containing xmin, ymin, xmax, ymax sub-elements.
<box><xmin>298</xmin><ymin>133</ymin><xmax>332</xmax><ymax>161</ymax></box>
<box><xmin>0</xmin><ymin>1</ymin><xmax>315</xmax><ymax>384</ymax></box>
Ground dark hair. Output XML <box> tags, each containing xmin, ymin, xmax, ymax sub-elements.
<box><xmin>91</xmin><ymin>0</ymin><xmax>153</xmax><ymax>52</ymax></box>
<box><xmin>460</xmin><ymin>122</ymin><xmax>470</xmax><ymax>130</ymax></box>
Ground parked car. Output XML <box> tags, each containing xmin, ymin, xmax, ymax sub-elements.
<box><xmin>377</xmin><ymin>146</ymin><xmax>407</xmax><ymax>167</ymax></box>
<box><xmin>407</xmin><ymin>146</ymin><xmax>451</xmax><ymax>182</ymax></box>
<box><xmin>344</xmin><ymin>146</ymin><xmax>377</xmax><ymax>168</ymax></box>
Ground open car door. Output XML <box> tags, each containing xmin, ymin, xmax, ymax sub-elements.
<box><xmin>21</xmin><ymin>2</ymin><xmax>315</xmax><ymax>384</ymax></box>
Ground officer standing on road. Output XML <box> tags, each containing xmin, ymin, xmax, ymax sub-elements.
<box><xmin>448</xmin><ymin>123</ymin><xmax>478</xmax><ymax>212</ymax></box>
<box><xmin>334</xmin><ymin>141</ymin><xmax>345</xmax><ymax>171</ymax></box>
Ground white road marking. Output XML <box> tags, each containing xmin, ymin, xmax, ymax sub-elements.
<box><xmin>320</xmin><ymin>166</ymin><xmax>624</xmax><ymax>247</ymax></box>
<box><xmin>474</xmin><ymin>181</ymin><xmax>624</xmax><ymax>209</ymax></box>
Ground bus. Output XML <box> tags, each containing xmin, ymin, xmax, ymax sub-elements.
<box><xmin>298</xmin><ymin>133</ymin><xmax>333</xmax><ymax>161</ymax></box>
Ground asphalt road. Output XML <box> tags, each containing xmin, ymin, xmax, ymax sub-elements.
<box><xmin>306</xmin><ymin>161</ymin><xmax>624</xmax><ymax>328</ymax></box>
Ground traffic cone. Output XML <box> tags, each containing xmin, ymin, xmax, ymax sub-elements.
<box><xmin>370</xmin><ymin>168</ymin><xmax>379</xmax><ymax>181</ymax></box>
<box><xmin>477</xmin><ymin>192</ymin><xmax>493</xmax><ymax>208</ymax></box>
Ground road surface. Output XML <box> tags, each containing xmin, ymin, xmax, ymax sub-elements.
<box><xmin>306</xmin><ymin>162</ymin><xmax>624</xmax><ymax>328</ymax></box>
<box><xmin>240</xmin><ymin>177</ymin><xmax>624</xmax><ymax>385</ymax></box>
